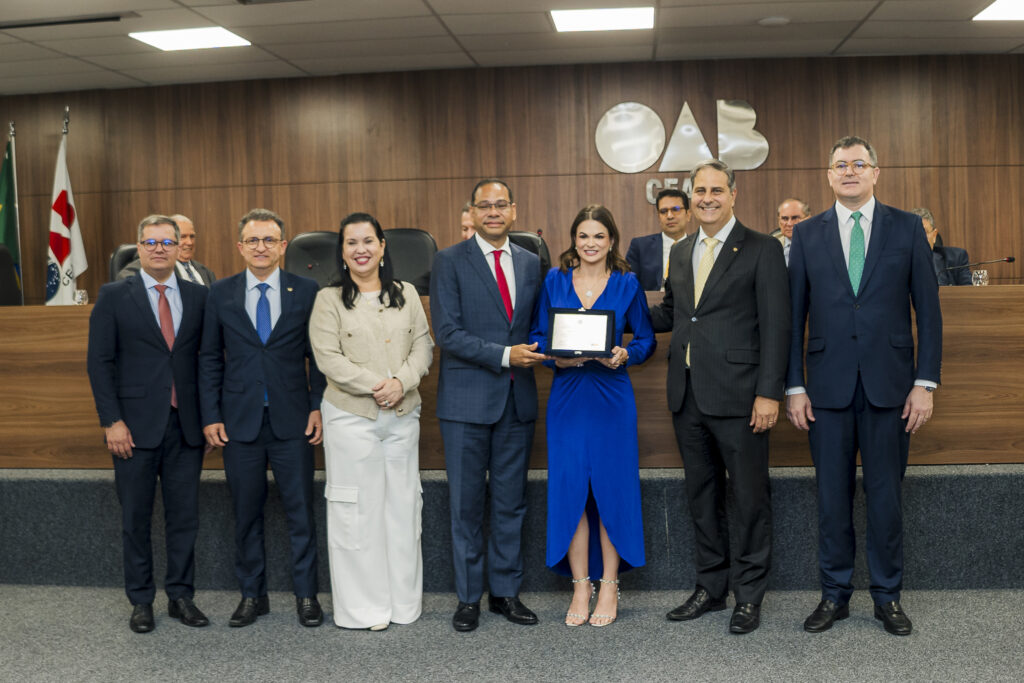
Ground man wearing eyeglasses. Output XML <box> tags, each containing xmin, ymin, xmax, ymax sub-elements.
<box><xmin>117</xmin><ymin>215</ymin><xmax>216</xmax><ymax>286</ymax></box>
<box><xmin>199</xmin><ymin>208</ymin><xmax>326</xmax><ymax>628</ymax></box>
<box><xmin>87</xmin><ymin>215</ymin><xmax>210</xmax><ymax>633</ymax></box>
<box><xmin>786</xmin><ymin>136</ymin><xmax>941</xmax><ymax>636</ymax></box>
<box><xmin>430</xmin><ymin>179</ymin><xmax>546</xmax><ymax>632</ymax></box>
<box><xmin>626</xmin><ymin>188</ymin><xmax>691</xmax><ymax>291</ymax></box>
<box><xmin>773</xmin><ymin>198</ymin><xmax>811</xmax><ymax>266</ymax></box>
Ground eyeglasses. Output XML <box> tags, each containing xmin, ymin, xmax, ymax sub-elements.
<box><xmin>658</xmin><ymin>205</ymin><xmax>686</xmax><ymax>216</ymax></box>
<box><xmin>140</xmin><ymin>239</ymin><xmax>178</xmax><ymax>251</ymax></box>
<box><xmin>472</xmin><ymin>200</ymin><xmax>512</xmax><ymax>212</ymax></box>
<box><xmin>241</xmin><ymin>236</ymin><xmax>282</xmax><ymax>249</ymax></box>
<box><xmin>830</xmin><ymin>160</ymin><xmax>875</xmax><ymax>174</ymax></box>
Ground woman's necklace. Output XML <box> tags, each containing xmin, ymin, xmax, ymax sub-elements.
<box><xmin>575</xmin><ymin>270</ymin><xmax>609</xmax><ymax>302</ymax></box>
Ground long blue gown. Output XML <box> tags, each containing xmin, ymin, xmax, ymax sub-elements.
<box><xmin>530</xmin><ymin>268</ymin><xmax>656</xmax><ymax>577</ymax></box>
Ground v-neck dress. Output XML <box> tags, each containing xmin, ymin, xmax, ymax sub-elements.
<box><xmin>529</xmin><ymin>267</ymin><xmax>656</xmax><ymax>576</ymax></box>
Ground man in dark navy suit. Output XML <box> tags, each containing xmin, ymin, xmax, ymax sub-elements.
<box><xmin>787</xmin><ymin>136</ymin><xmax>942</xmax><ymax>636</ymax></box>
<box><xmin>626</xmin><ymin>188</ymin><xmax>691</xmax><ymax>290</ymax></box>
<box><xmin>199</xmin><ymin>208</ymin><xmax>326</xmax><ymax>628</ymax></box>
<box><xmin>87</xmin><ymin>214</ymin><xmax>210</xmax><ymax>633</ymax></box>
<box><xmin>430</xmin><ymin>179</ymin><xmax>546</xmax><ymax>632</ymax></box>
<box><xmin>912</xmin><ymin>207</ymin><xmax>972</xmax><ymax>286</ymax></box>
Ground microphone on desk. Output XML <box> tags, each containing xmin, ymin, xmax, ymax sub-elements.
<box><xmin>944</xmin><ymin>256</ymin><xmax>1015</xmax><ymax>271</ymax></box>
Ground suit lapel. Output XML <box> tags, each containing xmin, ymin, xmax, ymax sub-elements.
<box><xmin>177</xmin><ymin>284</ymin><xmax>201</xmax><ymax>348</ymax></box>
<box><xmin>232</xmin><ymin>272</ymin><xmax>264</xmax><ymax>344</ymax></box>
<box><xmin>857</xmin><ymin>202</ymin><xmax>890</xmax><ymax>294</ymax></box>
<box><xmin>822</xmin><ymin>208</ymin><xmax>851</xmax><ymax>295</ymax></box>
<box><xmin>677</xmin><ymin>234</ymin><xmax>697</xmax><ymax>313</ymax></box>
<box><xmin>695</xmin><ymin>223</ymin><xmax>745</xmax><ymax>311</ymax></box>
<box><xmin>129</xmin><ymin>276</ymin><xmax>167</xmax><ymax>347</ymax></box>
<box><xmin>467</xmin><ymin>241</ymin><xmax>509</xmax><ymax>323</ymax></box>
<box><xmin>510</xmin><ymin>244</ymin><xmax>530</xmax><ymax>326</ymax></box>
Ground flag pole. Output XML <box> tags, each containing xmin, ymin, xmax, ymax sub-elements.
<box><xmin>62</xmin><ymin>106</ymin><xmax>69</xmax><ymax>135</ymax></box>
<box><xmin>8</xmin><ymin>120</ymin><xmax>24</xmax><ymax>304</ymax></box>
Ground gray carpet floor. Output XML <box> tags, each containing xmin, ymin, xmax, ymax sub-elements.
<box><xmin>1</xmin><ymin>586</ymin><xmax>1021</xmax><ymax>682</ymax></box>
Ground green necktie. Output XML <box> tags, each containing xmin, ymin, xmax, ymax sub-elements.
<box><xmin>848</xmin><ymin>211</ymin><xmax>865</xmax><ymax>293</ymax></box>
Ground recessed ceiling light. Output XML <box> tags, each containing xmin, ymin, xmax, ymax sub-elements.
<box><xmin>129</xmin><ymin>27</ymin><xmax>251</xmax><ymax>51</ymax></box>
<box><xmin>757</xmin><ymin>16</ymin><xmax>791</xmax><ymax>27</ymax></box>
<box><xmin>551</xmin><ymin>7</ymin><xmax>655</xmax><ymax>32</ymax></box>
<box><xmin>974</xmin><ymin>0</ymin><xmax>1024</xmax><ymax>21</ymax></box>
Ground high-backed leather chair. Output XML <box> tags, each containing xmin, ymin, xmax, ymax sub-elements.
<box><xmin>108</xmin><ymin>243</ymin><xmax>138</xmax><ymax>282</ymax></box>
<box><xmin>508</xmin><ymin>230</ymin><xmax>552</xmax><ymax>274</ymax></box>
<box><xmin>384</xmin><ymin>228</ymin><xmax>437</xmax><ymax>296</ymax></box>
<box><xmin>284</xmin><ymin>231</ymin><xmax>338</xmax><ymax>288</ymax></box>
<box><xmin>0</xmin><ymin>245</ymin><xmax>21</xmax><ymax>306</ymax></box>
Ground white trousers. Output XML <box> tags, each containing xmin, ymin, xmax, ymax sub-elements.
<box><xmin>321</xmin><ymin>401</ymin><xmax>423</xmax><ymax>628</ymax></box>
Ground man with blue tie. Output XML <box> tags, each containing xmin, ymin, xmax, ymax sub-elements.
<box><xmin>199</xmin><ymin>208</ymin><xmax>326</xmax><ymax>628</ymax></box>
<box><xmin>787</xmin><ymin>136</ymin><xmax>942</xmax><ymax>636</ymax></box>
<box><xmin>626</xmin><ymin>188</ymin><xmax>691</xmax><ymax>291</ymax></box>
<box><xmin>87</xmin><ymin>215</ymin><xmax>210</xmax><ymax>633</ymax></box>
<box><xmin>430</xmin><ymin>179</ymin><xmax>546</xmax><ymax>632</ymax></box>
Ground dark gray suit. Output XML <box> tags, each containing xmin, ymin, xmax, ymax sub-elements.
<box><xmin>651</xmin><ymin>220</ymin><xmax>789</xmax><ymax>605</ymax></box>
<box><xmin>429</xmin><ymin>237</ymin><xmax>542</xmax><ymax>603</ymax></box>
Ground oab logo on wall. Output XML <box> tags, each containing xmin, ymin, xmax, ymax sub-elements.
<box><xmin>594</xmin><ymin>100</ymin><xmax>769</xmax><ymax>202</ymax></box>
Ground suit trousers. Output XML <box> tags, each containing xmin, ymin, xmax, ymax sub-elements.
<box><xmin>222</xmin><ymin>408</ymin><xmax>318</xmax><ymax>599</ymax></box>
<box><xmin>808</xmin><ymin>375</ymin><xmax>910</xmax><ymax>606</ymax></box>
<box><xmin>112</xmin><ymin>409</ymin><xmax>203</xmax><ymax>605</ymax></box>
<box><xmin>440</xmin><ymin>383</ymin><xmax>534</xmax><ymax>604</ymax></box>
<box><xmin>671</xmin><ymin>374</ymin><xmax>772</xmax><ymax>605</ymax></box>
<box><xmin>322</xmin><ymin>401</ymin><xmax>424</xmax><ymax>628</ymax></box>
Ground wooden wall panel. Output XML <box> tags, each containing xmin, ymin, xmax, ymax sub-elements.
<box><xmin>0</xmin><ymin>54</ymin><xmax>1021</xmax><ymax>303</ymax></box>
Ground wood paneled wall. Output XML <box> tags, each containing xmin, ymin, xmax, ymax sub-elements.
<box><xmin>0</xmin><ymin>55</ymin><xmax>1021</xmax><ymax>304</ymax></box>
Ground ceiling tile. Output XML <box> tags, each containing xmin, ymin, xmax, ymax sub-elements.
<box><xmin>473</xmin><ymin>45</ymin><xmax>652</xmax><ymax>67</ymax></box>
<box><xmin>35</xmin><ymin>36</ymin><xmax>154</xmax><ymax>57</ymax></box>
<box><xmin>3</xmin><ymin>9</ymin><xmax>216</xmax><ymax>41</ymax></box>
<box><xmin>870</xmin><ymin>1</ymin><xmax>997</xmax><ymax>22</ymax></box>
<box><xmin>0</xmin><ymin>56</ymin><xmax>116</xmax><ymax>77</ymax></box>
<box><xmin>0</xmin><ymin>70</ymin><xmax>145</xmax><ymax>95</ymax></box>
<box><xmin>430</xmin><ymin>0</ymin><xmax>652</xmax><ymax>12</ymax></box>
<box><xmin>269</xmin><ymin>36</ymin><xmax>463</xmax><ymax>61</ymax></box>
<box><xmin>196</xmin><ymin>0</ymin><xmax>430</xmax><ymax>27</ymax></box>
<box><xmin>292</xmin><ymin>52</ymin><xmax>475</xmax><ymax>75</ymax></box>
<box><xmin>858</xmin><ymin>20</ymin><xmax>1024</xmax><ymax>39</ymax></box>
<box><xmin>837</xmin><ymin>37</ymin><xmax>1024</xmax><ymax>55</ymax></box>
<box><xmin>658</xmin><ymin>22</ymin><xmax>856</xmax><ymax>43</ymax></box>
<box><xmin>461</xmin><ymin>29</ymin><xmax>653</xmax><ymax>52</ymax></box>
<box><xmin>120</xmin><ymin>60</ymin><xmax>307</xmax><ymax>85</ymax></box>
<box><xmin>88</xmin><ymin>46</ymin><xmax>280</xmax><ymax>70</ymax></box>
<box><xmin>657</xmin><ymin>38</ymin><xmax>840</xmax><ymax>60</ymax></box>
<box><xmin>235</xmin><ymin>16</ymin><xmax>447</xmax><ymax>44</ymax></box>
<box><xmin>660</xmin><ymin>2</ymin><xmax>875</xmax><ymax>27</ymax></box>
<box><xmin>0</xmin><ymin>42</ymin><xmax>64</xmax><ymax>61</ymax></box>
<box><xmin>442</xmin><ymin>13</ymin><xmax>553</xmax><ymax>35</ymax></box>
<box><xmin>0</xmin><ymin>0</ymin><xmax>177</xmax><ymax>24</ymax></box>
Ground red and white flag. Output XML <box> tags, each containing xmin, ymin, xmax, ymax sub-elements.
<box><xmin>45</xmin><ymin>135</ymin><xmax>87</xmax><ymax>305</ymax></box>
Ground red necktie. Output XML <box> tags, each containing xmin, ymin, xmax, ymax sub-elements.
<box><xmin>493</xmin><ymin>250</ymin><xmax>513</xmax><ymax>321</ymax></box>
<box><xmin>154</xmin><ymin>284</ymin><xmax>177</xmax><ymax>408</ymax></box>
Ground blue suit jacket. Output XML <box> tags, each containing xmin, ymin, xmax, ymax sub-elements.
<box><xmin>625</xmin><ymin>232</ymin><xmax>665</xmax><ymax>291</ymax></box>
<box><xmin>87</xmin><ymin>275</ymin><xmax>208</xmax><ymax>449</ymax></box>
<box><xmin>199</xmin><ymin>269</ymin><xmax>326</xmax><ymax>442</ymax></box>
<box><xmin>787</xmin><ymin>201</ymin><xmax>942</xmax><ymax>409</ymax></box>
<box><xmin>933</xmin><ymin>245</ymin><xmax>971</xmax><ymax>286</ymax></box>
<box><xmin>430</xmin><ymin>237</ymin><xmax>542</xmax><ymax>425</ymax></box>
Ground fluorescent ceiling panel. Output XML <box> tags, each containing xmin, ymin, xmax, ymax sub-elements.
<box><xmin>129</xmin><ymin>27</ymin><xmax>251</xmax><ymax>51</ymax></box>
<box><xmin>974</xmin><ymin>0</ymin><xmax>1024</xmax><ymax>20</ymax></box>
<box><xmin>551</xmin><ymin>7</ymin><xmax>654</xmax><ymax>32</ymax></box>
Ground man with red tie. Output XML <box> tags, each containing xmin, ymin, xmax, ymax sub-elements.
<box><xmin>88</xmin><ymin>215</ymin><xmax>210</xmax><ymax>633</ymax></box>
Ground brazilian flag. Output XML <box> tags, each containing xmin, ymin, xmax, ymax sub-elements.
<box><xmin>0</xmin><ymin>138</ymin><xmax>21</xmax><ymax>293</ymax></box>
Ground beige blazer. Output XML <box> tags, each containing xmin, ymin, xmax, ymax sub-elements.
<box><xmin>309</xmin><ymin>282</ymin><xmax>434</xmax><ymax>419</ymax></box>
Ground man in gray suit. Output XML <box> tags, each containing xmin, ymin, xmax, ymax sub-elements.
<box><xmin>118</xmin><ymin>215</ymin><xmax>216</xmax><ymax>286</ymax></box>
<box><xmin>429</xmin><ymin>179</ymin><xmax>546</xmax><ymax>632</ymax></box>
<box><xmin>651</xmin><ymin>159</ymin><xmax>790</xmax><ymax>634</ymax></box>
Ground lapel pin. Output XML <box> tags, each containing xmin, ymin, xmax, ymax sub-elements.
<box><xmin>286</xmin><ymin>287</ymin><xmax>294</xmax><ymax>292</ymax></box>
<box><xmin>732</xmin><ymin>247</ymin><xmax>738</xmax><ymax>252</ymax></box>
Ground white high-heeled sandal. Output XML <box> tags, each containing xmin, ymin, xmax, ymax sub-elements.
<box><xmin>566</xmin><ymin>576</ymin><xmax>595</xmax><ymax>627</ymax></box>
<box><xmin>589</xmin><ymin>578</ymin><xmax>620</xmax><ymax>627</ymax></box>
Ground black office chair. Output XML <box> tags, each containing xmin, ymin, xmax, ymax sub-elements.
<box><xmin>384</xmin><ymin>228</ymin><xmax>437</xmax><ymax>296</ymax></box>
<box><xmin>0</xmin><ymin>245</ymin><xmax>21</xmax><ymax>306</ymax></box>
<box><xmin>108</xmin><ymin>243</ymin><xmax>137</xmax><ymax>281</ymax></box>
<box><xmin>509</xmin><ymin>230</ymin><xmax>552</xmax><ymax>274</ymax></box>
<box><xmin>284</xmin><ymin>231</ymin><xmax>338</xmax><ymax>288</ymax></box>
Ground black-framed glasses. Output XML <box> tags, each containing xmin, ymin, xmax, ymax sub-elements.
<box><xmin>139</xmin><ymin>238</ymin><xmax>178</xmax><ymax>251</ymax></box>
<box><xmin>830</xmin><ymin>160</ymin><xmax>875</xmax><ymax>174</ymax></box>
<box><xmin>472</xmin><ymin>200</ymin><xmax>512</xmax><ymax>212</ymax></box>
<box><xmin>658</xmin><ymin>205</ymin><xmax>686</xmax><ymax>215</ymax></box>
<box><xmin>241</xmin><ymin>236</ymin><xmax>282</xmax><ymax>249</ymax></box>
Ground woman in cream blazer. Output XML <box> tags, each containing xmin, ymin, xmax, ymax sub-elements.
<box><xmin>309</xmin><ymin>212</ymin><xmax>433</xmax><ymax>631</ymax></box>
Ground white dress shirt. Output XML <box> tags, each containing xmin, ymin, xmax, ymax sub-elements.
<box><xmin>691</xmin><ymin>215</ymin><xmax>737</xmax><ymax>278</ymax></box>
<box><xmin>474</xmin><ymin>232</ymin><xmax>517</xmax><ymax>368</ymax></box>
<box><xmin>140</xmin><ymin>270</ymin><xmax>182</xmax><ymax>334</ymax></box>
<box><xmin>245</xmin><ymin>267</ymin><xmax>282</xmax><ymax>332</ymax></box>
<box><xmin>835</xmin><ymin>196</ymin><xmax>876</xmax><ymax>265</ymax></box>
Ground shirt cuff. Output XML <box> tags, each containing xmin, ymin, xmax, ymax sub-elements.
<box><xmin>785</xmin><ymin>386</ymin><xmax>807</xmax><ymax>396</ymax></box>
<box><xmin>914</xmin><ymin>380</ymin><xmax>938</xmax><ymax>389</ymax></box>
<box><xmin>501</xmin><ymin>346</ymin><xmax>511</xmax><ymax>368</ymax></box>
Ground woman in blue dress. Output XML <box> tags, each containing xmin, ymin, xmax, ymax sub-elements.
<box><xmin>530</xmin><ymin>204</ymin><xmax>656</xmax><ymax>627</ymax></box>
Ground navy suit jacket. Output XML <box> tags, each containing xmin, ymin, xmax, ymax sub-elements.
<box><xmin>625</xmin><ymin>232</ymin><xmax>665</xmax><ymax>291</ymax></box>
<box><xmin>199</xmin><ymin>269</ymin><xmax>326</xmax><ymax>442</ymax></box>
<box><xmin>650</xmin><ymin>221</ymin><xmax>790</xmax><ymax>416</ymax></box>
<box><xmin>933</xmin><ymin>245</ymin><xmax>971</xmax><ymax>286</ymax></box>
<box><xmin>87</xmin><ymin>275</ymin><xmax>208</xmax><ymax>449</ymax></box>
<box><xmin>787</xmin><ymin>202</ymin><xmax>942</xmax><ymax>410</ymax></box>
<box><xmin>429</xmin><ymin>237</ymin><xmax>542</xmax><ymax>425</ymax></box>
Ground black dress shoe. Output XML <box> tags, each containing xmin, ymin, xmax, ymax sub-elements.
<box><xmin>666</xmin><ymin>587</ymin><xmax>727</xmax><ymax>621</ymax></box>
<box><xmin>803</xmin><ymin>599</ymin><xmax>849</xmax><ymax>632</ymax></box>
<box><xmin>452</xmin><ymin>601</ymin><xmax>480</xmax><ymax>632</ymax></box>
<box><xmin>729</xmin><ymin>603</ymin><xmax>761</xmax><ymax>634</ymax></box>
<box><xmin>874</xmin><ymin>600</ymin><xmax>912</xmax><ymax>636</ymax></box>
<box><xmin>488</xmin><ymin>595</ymin><xmax>539</xmax><ymax>625</ymax></box>
<box><xmin>297</xmin><ymin>596</ymin><xmax>323</xmax><ymax>627</ymax></box>
<box><xmin>129</xmin><ymin>603</ymin><xmax>154</xmax><ymax>633</ymax></box>
<box><xmin>229</xmin><ymin>595</ymin><xmax>270</xmax><ymax>628</ymax></box>
<box><xmin>168</xmin><ymin>597</ymin><xmax>210</xmax><ymax>627</ymax></box>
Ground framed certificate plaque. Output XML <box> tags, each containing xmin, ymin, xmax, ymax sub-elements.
<box><xmin>545</xmin><ymin>307</ymin><xmax>615</xmax><ymax>357</ymax></box>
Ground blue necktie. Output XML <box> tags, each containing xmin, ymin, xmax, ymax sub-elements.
<box><xmin>848</xmin><ymin>211</ymin><xmax>865</xmax><ymax>294</ymax></box>
<box><xmin>256</xmin><ymin>283</ymin><xmax>272</xmax><ymax>344</ymax></box>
